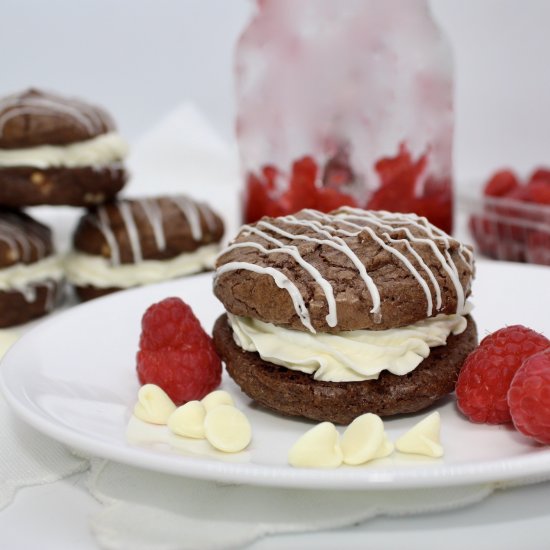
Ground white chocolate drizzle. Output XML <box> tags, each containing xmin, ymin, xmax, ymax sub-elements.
<box><xmin>216</xmin><ymin>261</ymin><xmax>315</xmax><ymax>332</ymax></box>
<box><xmin>118</xmin><ymin>201</ymin><xmax>143</xmax><ymax>263</ymax></box>
<box><xmin>87</xmin><ymin>196</ymin><xmax>218</xmax><ymax>267</ymax></box>
<box><xmin>303</xmin><ymin>215</ymin><xmax>435</xmax><ymax>316</ymax></box>
<box><xmin>170</xmin><ymin>196</ymin><xmax>203</xmax><ymax>241</ymax></box>
<box><xmin>334</xmin><ymin>208</ymin><xmax>470</xmax><ymax>313</ymax></box>
<box><xmin>0</xmin><ymin>213</ymin><xmax>61</xmax><ymax>306</ymax></box>
<box><xmin>224</xmin><ymin>225</ymin><xmax>338</xmax><ymax>327</ymax></box>
<box><xmin>0</xmin><ymin>221</ymin><xmax>30</xmax><ymax>261</ymax></box>
<box><xmin>258</xmin><ymin>219</ymin><xmax>382</xmax><ymax>317</ymax></box>
<box><xmin>215</xmin><ymin>209</ymin><xmax>474</xmax><ymax>332</ymax></box>
<box><xmin>198</xmin><ymin>202</ymin><xmax>219</xmax><ymax>234</ymax></box>
<box><xmin>94</xmin><ymin>206</ymin><xmax>121</xmax><ymax>265</ymax></box>
<box><xmin>0</xmin><ymin>214</ymin><xmax>49</xmax><ymax>263</ymax></box>
<box><xmin>42</xmin><ymin>279</ymin><xmax>58</xmax><ymax>311</ymax></box>
<box><xmin>15</xmin><ymin>277</ymin><xmax>59</xmax><ymax>307</ymax></box>
<box><xmin>0</xmin><ymin>90</ymin><xmax>110</xmax><ymax>139</ymax></box>
<box><xmin>139</xmin><ymin>198</ymin><xmax>166</xmax><ymax>251</ymax></box>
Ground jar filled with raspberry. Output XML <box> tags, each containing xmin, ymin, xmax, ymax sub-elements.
<box><xmin>235</xmin><ymin>0</ymin><xmax>454</xmax><ymax>233</ymax></box>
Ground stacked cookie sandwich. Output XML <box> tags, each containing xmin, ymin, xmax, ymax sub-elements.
<box><xmin>213</xmin><ymin>207</ymin><xmax>477</xmax><ymax>423</ymax></box>
<box><xmin>0</xmin><ymin>88</ymin><xmax>129</xmax><ymax>325</ymax></box>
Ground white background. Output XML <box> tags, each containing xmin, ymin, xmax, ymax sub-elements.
<box><xmin>2</xmin><ymin>0</ymin><xmax>550</xmax><ymax>183</ymax></box>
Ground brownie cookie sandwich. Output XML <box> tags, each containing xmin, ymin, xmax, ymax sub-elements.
<box><xmin>65</xmin><ymin>195</ymin><xmax>224</xmax><ymax>301</ymax></box>
<box><xmin>0</xmin><ymin>209</ymin><xmax>64</xmax><ymax>327</ymax></box>
<box><xmin>213</xmin><ymin>207</ymin><xmax>477</xmax><ymax>424</ymax></box>
<box><xmin>0</xmin><ymin>88</ymin><xmax>128</xmax><ymax>206</ymax></box>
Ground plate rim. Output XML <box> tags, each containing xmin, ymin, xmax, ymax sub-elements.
<box><xmin>1</xmin><ymin>272</ymin><xmax>550</xmax><ymax>491</ymax></box>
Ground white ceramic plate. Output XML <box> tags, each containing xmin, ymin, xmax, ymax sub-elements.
<box><xmin>1</xmin><ymin>260</ymin><xmax>550</xmax><ymax>490</ymax></box>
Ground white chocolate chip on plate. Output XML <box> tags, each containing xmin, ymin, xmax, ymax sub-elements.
<box><xmin>341</xmin><ymin>413</ymin><xmax>394</xmax><ymax>465</ymax></box>
<box><xmin>168</xmin><ymin>401</ymin><xmax>206</xmax><ymax>439</ymax></box>
<box><xmin>204</xmin><ymin>404</ymin><xmax>252</xmax><ymax>453</ymax></box>
<box><xmin>133</xmin><ymin>384</ymin><xmax>176</xmax><ymax>425</ymax></box>
<box><xmin>288</xmin><ymin>422</ymin><xmax>343</xmax><ymax>468</ymax></box>
<box><xmin>201</xmin><ymin>390</ymin><xmax>234</xmax><ymax>412</ymax></box>
<box><xmin>395</xmin><ymin>411</ymin><xmax>444</xmax><ymax>458</ymax></box>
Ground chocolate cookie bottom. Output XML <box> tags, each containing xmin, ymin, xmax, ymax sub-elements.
<box><xmin>213</xmin><ymin>314</ymin><xmax>478</xmax><ymax>424</ymax></box>
<box><xmin>74</xmin><ymin>285</ymin><xmax>120</xmax><ymax>302</ymax></box>
<box><xmin>0</xmin><ymin>281</ymin><xmax>63</xmax><ymax>327</ymax></box>
<box><xmin>0</xmin><ymin>164</ymin><xmax>127</xmax><ymax>207</ymax></box>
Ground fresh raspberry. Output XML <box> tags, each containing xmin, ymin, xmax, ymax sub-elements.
<box><xmin>468</xmin><ymin>215</ymin><xmax>525</xmax><ymax>262</ymax></box>
<box><xmin>502</xmin><ymin>185</ymin><xmax>531</xmax><ymax>204</ymax></box>
<box><xmin>367</xmin><ymin>145</ymin><xmax>452</xmax><ymax>232</ymax></box>
<box><xmin>243</xmin><ymin>157</ymin><xmax>360</xmax><ymax>222</ymax></box>
<box><xmin>526</xmin><ymin>179</ymin><xmax>550</xmax><ymax>205</ymax></box>
<box><xmin>414</xmin><ymin>181</ymin><xmax>453</xmax><ymax>234</ymax></box>
<box><xmin>373</xmin><ymin>144</ymin><xmax>428</xmax><ymax>192</ymax></box>
<box><xmin>139</xmin><ymin>297</ymin><xmax>204</xmax><ymax>351</ymax></box>
<box><xmin>316</xmin><ymin>187</ymin><xmax>357</xmax><ymax>212</ymax></box>
<box><xmin>137</xmin><ymin>346</ymin><xmax>221</xmax><ymax>405</ymax></box>
<box><xmin>508</xmin><ymin>349</ymin><xmax>550</xmax><ymax>444</ymax></box>
<box><xmin>529</xmin><ymin>167</ymin><xmax>550</xmax><ymax>185</ymax></box>
<box><xmin>244</xmin><ymin>173</ymin><xmax>273</xmax><ymax>223</ymax></box>
<box><xmin>483</xmin><ymin>169</ymin><xmax>519</xmax><ymax>197</ymax></box>
<box><xmin>456</xmin><ymin>326</ymin><xmax>550</xmax><ymax>424</ymax></box>
<box><xmin>284</xmin><ymin>155</ymin><xmax>318</xmax><ymax>211</ymax></box>
<box><xmin>469</xmin><ymin>214</ymin><xmax>499</xmax><ymax>259</ymax></box>
<box><xmin>136</xmin><ymin>297</ymin><xmax>221</xmax><ymax>404</ymax></box>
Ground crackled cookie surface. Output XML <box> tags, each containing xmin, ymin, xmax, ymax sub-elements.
<box><xmin>213</xmin><ymin>208</ymin><xmax>477</xmax><ymax>422</ymax></box>
<box><xmin>215</xmin><ymin>208</ymin><xmax>474</xmax><ymax>332</ymax></box>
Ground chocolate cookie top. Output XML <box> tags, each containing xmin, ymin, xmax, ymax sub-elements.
<box><xmin>214</xmin><ymin>208</ymin><xmax>475</xmax><ymax>333</ymax></box>
<box><xmin>0</xmin><ymin>88</ymin><xmax>115</xmax><ymax>149</ymax></box>
<box><xmin>73</xmin><ymin>195</ymin><xmax>224</xmax><ymax>264</ymax></box>
<box><xmin>0</xmin><ymin>209</ymin><xmax>54</xmax><ymax>268</ymax></box>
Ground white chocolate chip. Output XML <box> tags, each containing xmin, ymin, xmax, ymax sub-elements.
<box><xmin>341</xmin><ymin>413</ymin><xmax>394</xmax><ymax>465</ymax></box>
<box><xmin>84</xmin><ymin>192</ymin><xmax>106</xmax><ymax>204</ymax></box>
<box><xmin>168</xmin><ymin>401</ymin><xmax>206</xmax><ymax>439</ymax></box>
<box><xmin>201</xmin><ymin>390</ymin><xmax>234</xmax><ymax>412</ymax></box>
<box><xmin>288</xmin><ymin>422</ymin><xmax>343</xmax><ymax>468</ymax></box>
<box><xmin>133</xmin><ymin>384</ymin><xmax>176</xmax><ymax>425</ymax></box>
<box><xmin>31</xmin><ymin>171</ymin><xmax>45</xmax><ymax>184</ymax></box>
<box><xmin>395</xmin><ymin>411</ymin><xmax>444</xmax><ymax>458</ymax></box>
<box><xmin>204</xmin><ymin>405</ymin><xmax>251</xmax><ymax>453</ymax></box>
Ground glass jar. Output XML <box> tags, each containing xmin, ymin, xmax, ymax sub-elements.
<box><xmin>235</xmin><ymin>0</ymin><xmax>454</xmax><ymax>233</ymax></box>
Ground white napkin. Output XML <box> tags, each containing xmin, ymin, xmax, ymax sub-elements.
<box><xmin>126</xmin><ymin>101</ymin><xmax>242</xmax><ymax>239</ymax></box>
<box><xmin>87</xmin><ymin>458</ymin><xmax>494</xmax><ymax>550</ymax></box>
<box><xmin>0</xmin><ymin>330</ymin><xmax>89</xmax><ymax>510</ymax></box>
<box><xmin>0</xmin><ymin>396</ymin><xmax>89</xmax><ymax>510</ymax></box>
<box><xmin>0</xmin><ymin>329</ymin><xmax>89</xmax><ymax>510</ymax></box>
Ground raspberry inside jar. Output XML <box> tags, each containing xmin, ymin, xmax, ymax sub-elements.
<box><xmin>236</xmin><ymin>0</ymin><xmax>455</xmax><ymax>233</ymax></box>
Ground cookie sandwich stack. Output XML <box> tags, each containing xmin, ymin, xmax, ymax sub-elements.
<box><xmin>213</xmin><ymin>207</ymin><xmax>477</xmax><ymax>423</ymax></box>
<box><xmin>0</xmin><ymin>87</ymin><xmax>129</xmax><ymax>324</ymax></box>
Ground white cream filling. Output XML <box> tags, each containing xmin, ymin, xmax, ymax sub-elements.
<box><xmin>0</xmin><ymin>132</ymin><xmax>128</xmax><ymax>168</ymax></box>
<box><xmin>228</xmin><ymin>307</ymin><xmax>471</xmax><ymax>383</ymax></box>
<box><xmin>0</xmin><ymin>255</ymin><xmax>64</xmax><ymax>292</ymax></box>
<box><xmin>65</xmin><ymin>244</ymin><xmax>219</xmax><ymax>288</ymax></box>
